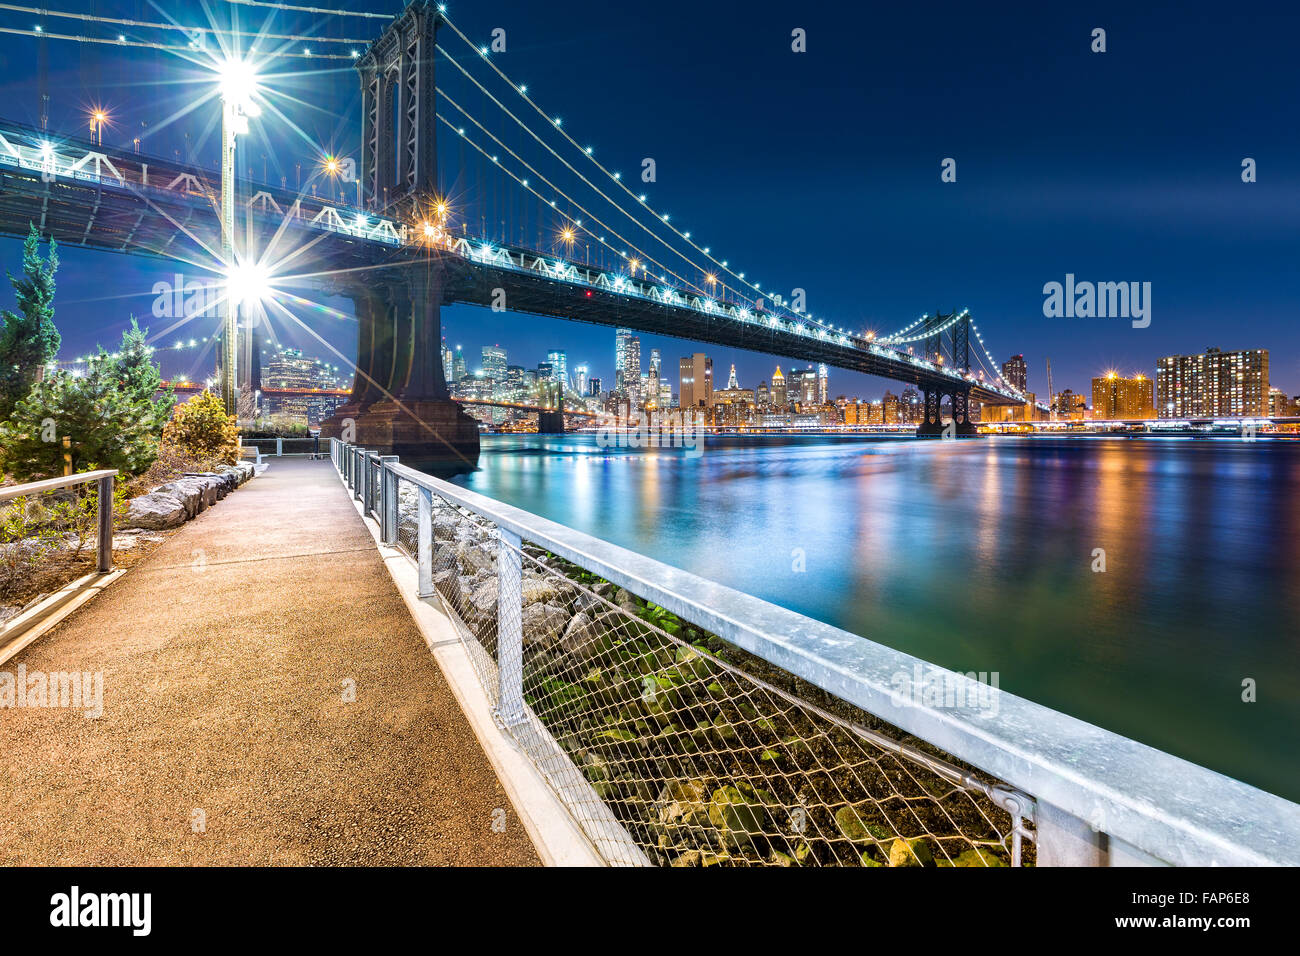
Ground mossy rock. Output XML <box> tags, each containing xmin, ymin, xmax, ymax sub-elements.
<box><xmin>707</xmin><ymin>783</ymin><xmax>769</xmax><ymax>847</ymax></box>
<box><xmin>937</xmin><ymin>847</ymin><xmax>1008</xmax><ymax>868</ymax></box>
<box><xmin>834</xmin><ymin>804</ymin><xmax>893</xmax><ymax>844</ymax></box>
<box><xmin>670</xmin><ymin>849</ymin><xmax>732</xmax><ymax>867</ymax></box>
<box><xmin>888</xmin><ymin>836</ymin><xmax>934</xmax><ymax>867</ymax></box>
<box><xmin>860</xmin><ymin>851</ymin><xmax>885</xmax><ymax>867</ymax></box>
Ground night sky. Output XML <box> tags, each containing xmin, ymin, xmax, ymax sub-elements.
<box><xmin>0</xmin><ymin>0</ymin><xmax>1296</xmax><ymax>400</ymax></box>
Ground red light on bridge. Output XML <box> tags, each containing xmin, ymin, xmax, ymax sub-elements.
<box><xmin>585</xmin><ymin>290</ymin><xmax>592</xmax><ymax>297</ymax></box>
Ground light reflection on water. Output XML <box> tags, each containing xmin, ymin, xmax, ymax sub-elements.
<box><xmin>451</xmin><ymin>433</ymin><xmax>1300</xmax><ymax>800</ymax></box>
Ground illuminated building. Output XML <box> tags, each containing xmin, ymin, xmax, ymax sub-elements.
<box><xmin>771</xmin><ymin>367</ymin><xmax>787</xmax><ymax>408</ymax></box>
<box><xmin>1092</xmin><ymin>372</ymin><xmax>1155</xmax><ymax>420</ymax></box>
<box><xmin>679</xmin><ymin>352</ymin><xmax>712</xmax><ymax>409</ymax></box>
<box><xmin>1002</xmin><ymin>354</ymin><xmax>1027</xmax><ymax>393</ymax></box>
<box><xmin>1156</xmin><ymin>348</ymin><xmax>1269</xmax><ymax>418</ymax></box>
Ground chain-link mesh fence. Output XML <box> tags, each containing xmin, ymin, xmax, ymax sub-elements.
<box><xmin>384</xmin><ymin>468</ymin><xmax>1035</xmax><ymax>868</ymax></box>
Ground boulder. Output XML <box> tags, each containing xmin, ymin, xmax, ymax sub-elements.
<box><xmin>155</xmin><ymin>478</ymin><xmax>218</xmax><ymax>517</ymax></box>
<box><xmin>456</xmin><ymin>543</ymin><xmax>495</xmax><ymax>576</ymax></box>
<box><xmin>521</xmin><ymin>601</ymin><xmax>569</xmax><ymax>646</ymax></box>
<box><xmin>125</xmin><ymin>492</ymin><xmax>187</xmax><ymax>530</ymax></box>
<box><xmin>521</xmin><ymin>575</ymin><xmax>561</xmax><ymax>607</ymax></box>
<box><xmin>557</xmin><ymin>610</ymin><xmax>600</xmax><ymax>659</ymax></box>
<box><xmin>707</xmin><ymin>783</ymin><xmax>769</xmax><ymax>848</ymax></box>
<box><xmin>888</xmin><ymin>836</ymin><xmax>934</xmax><ymax>867</ymax></box>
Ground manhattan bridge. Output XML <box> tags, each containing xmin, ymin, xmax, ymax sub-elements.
<box><xmin>0</xmin><ymin>0</ymin><xmax>1037</xmax><ymax>465</ymax></box>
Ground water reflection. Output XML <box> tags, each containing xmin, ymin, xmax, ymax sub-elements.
<box><xmin>453</xmin><ymin>434</ymin><xmax>1300</xmax><ymax>800</ymax></box>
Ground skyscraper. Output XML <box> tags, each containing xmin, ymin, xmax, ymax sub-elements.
<box><xmin>648</xmin><ymin>349</ymin><xmax>661</xmax><ymax>407</ymax></box>
<box><xmin>772</xmin><ymin>366</ymin><xmax>787</xmax><ymax>408</ymax></box>
<box><xmin>481</xmin><ymin>345</ymin><xmax>507</xmax><ymax>382</ymax></box>
<box><xmin>615</xmin><ymin>328</ymin><xmax>632</xmax><ymax>393</ymax></box>
<box><xmin>575</xmin><ymin>364</ymin><xmax>589</xmax><ymax>396</ymax></box>
<box><xmin>679</xmin><ymin>353</ymin><xmax>713</xmax><ymax>409</ymax></box>
<box><xmin>817</xmin><ymin>363</ymin><xmax>829</xmax><ymax>405</ymax></box>
<box><xmin>622</xmin><ymin>336</ymin><xmax>642</xmax><ymax>405</ymax></box>
<box><xmin>547</xmin><ymin>349</ymin><xmax>567</xmax><ymax>387</ymax></box>
<box><xmin>1156</xmin><ymin>348</ymin><xmax>1269</xmax><ymax>418</ymax></box>
<box><xmin>452</xmin><ymin>346</ymin><xmax>467</xmax><ymax>385</ymax></box>
<box><xmin>726</xmin><ymin>363</ymin><xmax>739</xmax><ymax>390</ymax></box>
<box><xmin>1002</xmin><ymin>354</ymin><xmax>1028</xmax><ymax>392</ymax></box>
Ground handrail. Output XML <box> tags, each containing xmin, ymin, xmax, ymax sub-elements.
<box><xmin>0</xmin><ymin>468</ymin><xmax>117</xmax><ymax>502</ymax></box>
<box><xmin>367</xmin><ymin>448</ymin><xmax>1300</xmax><ymax>867</ymax></box>
<box><xmin>0</xmin><ymin>469</ymin><xmax>119</xmax><ymax>573</ymax></box>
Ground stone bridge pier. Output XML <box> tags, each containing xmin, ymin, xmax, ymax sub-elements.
<box><xmin>319</xmin><ymin>259</ymin><xmax>480</xmax><ymax>470</ymax></box>
<box><xmin>915</xmin><ymin>385</ymin><xmax>979</xmax><ymax>437</ymax></box>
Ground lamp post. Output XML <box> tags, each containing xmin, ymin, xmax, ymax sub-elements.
<box><xmin>217</xmin><ymin>59</ymin><xmax>261</xmax><ymax>417</ymax></box>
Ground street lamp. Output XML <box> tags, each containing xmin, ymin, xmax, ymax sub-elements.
<box><xmin>217</xmin><ymin>56</ymin><xmax>262</xmax><ymax>417</ymax></box>
<box><xmin>89</xmin><ymin>109</ymin><xmax>108</xmax><ymax>146</ymax></box>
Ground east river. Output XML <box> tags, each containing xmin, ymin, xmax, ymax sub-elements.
<box><xmin>451</xmin><ymin>434</ymin><xmax>1300</xmax><ymax>801</ymax></box>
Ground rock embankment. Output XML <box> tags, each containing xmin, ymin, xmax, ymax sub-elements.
<box><xmin>125</xmin><ymin>462</ymin><xmax>256</xmax><ymax>530</ymax></box>
<box><xmin>396</xmin><ymin>487</ymin><xmax>1022</xmax><ymax>867</ymax></box>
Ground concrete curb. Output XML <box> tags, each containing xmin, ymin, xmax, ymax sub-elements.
<box><xmin>0</xmin><ymin>569</ymin><xmax>126</xmax><ymax>667</ymax></box>
<box><xmin>342</xmin><ymin>478</ymin><xmax>604</xmax><ymax>867</ymax></box>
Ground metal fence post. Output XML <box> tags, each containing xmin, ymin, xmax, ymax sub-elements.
<box><xmin>497</xmin><ymin>527</ymin><xmax>524</xmax><ymax>724</ymax></box>
<box><xmin>96</xmin><ymin>472</ymin><xmax>114</xmax><ymax>573</ymax></box>
<box><xmin>354</xmin><ymin>449</ymin><xmax>365</xmax><ymax>502</ymax></box>
<box><xmin>276</xmin><ymin>436</ymin><xmax>283</xmax><ymax>457</ymax></box>
<box><xmin>380</xmin><ymin>455</ymin><xmax>399</xmax><ymax>544</ymax></box>
<box><xmin>417</xmin><ymin>487</ymin><xmax>434</xmax><ymax>598</ymax></box>
<box><xmin>1035</xmin><ymin>802</ymin><xmax>1106</xmax><ymax>866</ymax></box>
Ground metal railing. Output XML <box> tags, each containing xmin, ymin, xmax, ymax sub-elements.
<box><xmin>239</xmin><ymin>436</ymin><xmax>325</xmax><ymax>460</ymax></box>
<box><xmin>330</xmin><ymin>439</ymin><xmax>1300</xmax><ymax>867</ymax></box>
<box><xmin>0</xmin><ymin>469</ymin><xmax>118</xmax><ymax>574</ymax></box>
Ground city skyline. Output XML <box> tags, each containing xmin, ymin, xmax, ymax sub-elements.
<box><xmin>3</xmin><ymin>1</ymin><xmax>1297</xmax><ymax>405</ymax></box>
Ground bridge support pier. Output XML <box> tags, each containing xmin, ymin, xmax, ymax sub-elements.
<box><xmin>319</xmin><ymin>260</ymin><xmax>481</xmax><ymax>472</ymax></box>
<box><xmin>915</xmin><ymin>386</ymin><xmax>979</xmax><ymax>437</ymax></box>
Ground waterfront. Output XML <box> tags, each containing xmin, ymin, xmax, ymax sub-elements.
<box><xmin>453</xmin><ymin>433</ymin><xmax>1300</xmax><ymax>802</ymax></box>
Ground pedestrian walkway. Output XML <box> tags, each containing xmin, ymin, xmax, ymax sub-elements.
<box><xmin>0</xmin><ymin>459</ymin><xmax>540</xmax><ymax>865</ymax></box>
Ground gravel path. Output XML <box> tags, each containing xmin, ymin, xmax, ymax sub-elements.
<box><xmin>0</xmin><ymin>459</ymin><xmax>541</xmax><ymax>866</ymax></box>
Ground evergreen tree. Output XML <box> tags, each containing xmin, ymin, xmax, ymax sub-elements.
<box><xmin>0</xmin><ymin>323</ymin><xmax>169</xmax><ymax>481</ymax></box>
<box><xmin>0</xmin><ymin>225</ymin><xmax>60</xmax><ymax>419</ymax></box>
<box><xmin>98</xmin><ymin>316</ymin><xmax>174</xmax><ymax>433</ymax></box>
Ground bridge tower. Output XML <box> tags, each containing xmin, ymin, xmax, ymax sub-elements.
<box><xmin>537</xmin><ymin>382</ymin><xmax>567</xmax><ymax>434</ymax></box>
<box><xmin>915</xmin><ymin>311</ymin><xmax>978</xmax><ymax>437</ymax></box>
<box><xmin>319</xmin><ymin>0</ymin><xmax>480</xmax><ymax>470</ymax></box>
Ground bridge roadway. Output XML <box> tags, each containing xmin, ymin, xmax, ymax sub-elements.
<box><xmin>0</xmin><ymin>118</ymin><xmax>1022</xmax><ymax>406</ymax></box>
<box><xmin>0</xmin><ymin>459</ymin><xmax>539</xmax><ymax>865</ymax></box>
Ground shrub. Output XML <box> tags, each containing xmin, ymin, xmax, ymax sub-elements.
<box><xmin>0</xmin><ymin>369</ymin><xmax>162</xmax><ymax>481</ymax></box>
<box><xmin>162</xmin><ymin>390</ymin><xmax>239</xmax><ymax>465</ymax></box>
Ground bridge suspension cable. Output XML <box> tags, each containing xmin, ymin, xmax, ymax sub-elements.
<box><xmin>437</xmin><ymin>42</ymin><xmax>790</xmax><ymax>319</ymax></box>
<box><xmin>438</xmin><ymin>91</ymin><xmax>719</xmax><ymax>302</ymax></box>
<box><xmin>438</xmin><ymin>10</ymin><xmax>842</xmax><ymax>335</ymax></box>
<box><xmin>0</xmin><ymin>3</ymin><xmax>372</xmax><ymax>45</ymax></box>
<box><xmin>0</xmin><ymin>24</ymin><xmax>353</xmax><ymax>57</ymax></box>
<box><xmin>214</xmin><ymin>0</ymin><xmax>395</xmax><ymax>18</ymax></box>
<box><xmin>437</xmin><ymin>111</ymin><xmax>717</xmax><ymax>302</ymax></box>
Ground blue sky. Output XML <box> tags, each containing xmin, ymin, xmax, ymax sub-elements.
<box><xmin>0</xmin><ymin>0</ymin><xmax>1295</xmax><ymax>399</ymax></box>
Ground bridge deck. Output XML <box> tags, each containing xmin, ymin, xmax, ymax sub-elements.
<box><xmin>0</xmin><ymin>459</ymin><xmax>539</xmax><ymax>866</ymax></box>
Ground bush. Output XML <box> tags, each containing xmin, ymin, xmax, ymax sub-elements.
<box><xmin>162</xmin><ymin>391</ymin><xmax>239</xmax><ymax>465</ymax></box>
<box><xmin>0</xmin><ymin>319</ymin><xmax>173</xmax><ymax>482</ymax></box>
<box><xmin>0</xmin><ymin>369</ymin><xmax>162</xmax><ymax>481</ymax></box>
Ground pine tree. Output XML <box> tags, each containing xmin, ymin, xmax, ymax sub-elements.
<box><xmin>99</xmin><ymin>316</ymin><xmax>174</xmax><ymax>433</ymax></box>
<box><xmin>0</xmin><ymin>225</ymin><xmax>61</xmax><ymax>419</ymax></box>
